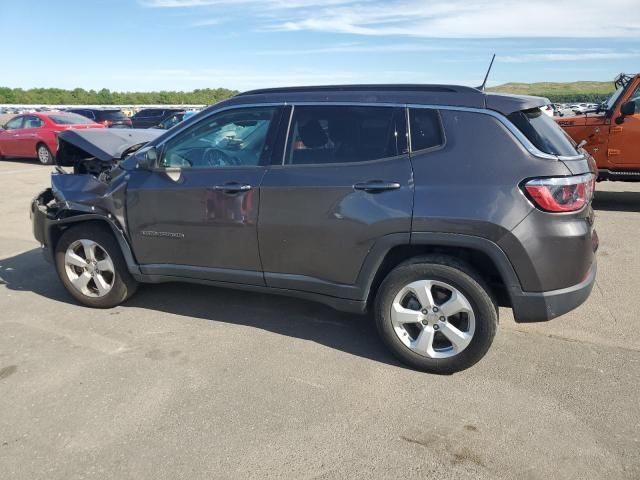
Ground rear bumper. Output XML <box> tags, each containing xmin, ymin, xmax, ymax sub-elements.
<box><xmin>510</xmin><ymin>260</ymin><xmax>596</xmax><ymax>322</ymax></box>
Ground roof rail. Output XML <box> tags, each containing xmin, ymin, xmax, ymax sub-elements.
<box><xmin>238</xmin><ymin>84</ymin><xmax>481</xmax><ymax>97</ymax></box>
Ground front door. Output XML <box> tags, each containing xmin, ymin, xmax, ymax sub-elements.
<box><xmin>126</xmin><ymin>105</ymin><xmax>283</xmax><ymax>285</ymax></box>
<box><xmin>608</xmin><ymin>83</ymin><xmax>640</xmax><ymax>167</ymax></box>
<box><xmin>0</xmin><ymin>116</ymin><xmax>25</xmax><ymax>157</ymax></box>
<box><xmin>259</xmin><ymin>104</ymin><xmax>413</xmax><ymax>298</ymax></box>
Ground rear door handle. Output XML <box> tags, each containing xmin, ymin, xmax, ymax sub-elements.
<box><xmin>353</xmin><ymin>180</ymin><xmax>401</xmax><ymax>193</ymax></box>
<box><xmin>211</xmin><ymin>182</ymin><xmax>252</xmax><ymax>193</ymax></box>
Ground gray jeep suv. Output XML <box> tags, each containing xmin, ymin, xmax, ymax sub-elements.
<box><xmin>31</xmin><ymin>84</ymin><xmax>598</xmax><ymax>373</ymax></box>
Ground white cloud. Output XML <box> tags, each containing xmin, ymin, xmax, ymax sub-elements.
<box><xmin>142</xmin><ymin>0</ymin><xmax>640</xmax><ymax>38</ymax></box>
<box><xmin>502</xmin><ymin>51</ymin><xmax>640</xmax><ymax>63</ymax></box>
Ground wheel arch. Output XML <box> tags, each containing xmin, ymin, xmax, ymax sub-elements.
<box><xmin>47</xmin><ymin>213</ymin><xmax>140</xmax><ymax>275</ymax></box>
<box><xmin>361</xmin><ymin>233</ymin><xmax>523</xmax><ymax>310</ymax></box>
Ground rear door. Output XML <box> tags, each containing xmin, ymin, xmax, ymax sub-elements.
<box><xmin>126</xmin><ymin>105</ymin><xmax>283</xmax><ymax>284</ymax></box>
<box><xmin>258</xmin><ymin>104</ymin><xmax>413</xmax><ymax>298</ymax></box>
<box><xmin>17</xmin><ymin>115</ymin><xmax>45</xmax><ymax>157</ymax></box>
<box><xmin>0</xmin><ymin>116</ymin><xmax>25</xmax><ymax>157</ymax></box>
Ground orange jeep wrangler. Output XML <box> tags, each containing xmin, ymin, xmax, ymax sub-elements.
<box><xmin>556</xmin><ymin>73</ymin><xmax>640</xmax><ymax>181</ymax></box>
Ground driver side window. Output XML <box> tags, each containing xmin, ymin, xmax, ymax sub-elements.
<box><xmin>159</xmin><ymin>106</ymin><xmax>278</xmax><ymax>169</ymax></box>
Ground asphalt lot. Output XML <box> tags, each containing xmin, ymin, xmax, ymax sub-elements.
<box><xmin>0</xmin><ymin>159</ymin><xmax>638</xmax><ymax>480</ymax></box>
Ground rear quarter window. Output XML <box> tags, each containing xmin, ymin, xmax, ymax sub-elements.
<box><xmin>507</xmin><ymin>108</ymin><xmax>578</xmax><ymax>157</ymax></box>
<box><xmin>409</xmin><ymin>108</ymin><xmax>444</xmax><ymax>151</ymax></box>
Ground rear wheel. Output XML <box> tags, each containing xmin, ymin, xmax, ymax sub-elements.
<box><xmin>54</xmin><ymin>223</ymin><xmax>138</xmax><ymax>308</ymax></box>
<box><xmin>374</xmin><ymin>255</ymin><xmax>497</xmax><ymax>374</ymax></box>
<box><xmin>36</xmin><ymin>143</ymin><xmax>53</xmax><ymax>165</ymax></box>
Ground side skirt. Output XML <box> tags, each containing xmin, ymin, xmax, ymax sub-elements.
<box><xmin>133</xmin><ymin>272</ymin><xmax>368</xmax><ymax>314</ymax></box>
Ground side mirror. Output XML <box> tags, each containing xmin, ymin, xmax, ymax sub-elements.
<box><xmin>615</xmin><ymin>101</ymin><xmax>636</xmax><ymax>124</ymax></box>
<box><xmin>136</xmin><ymin>147</ymin><xmax>158</xmax><ymax>170</ymax></box>
<box><xmin>620</xmin><ymin>101</ymin><xmax>636</xmax><ymax>116</ymax></box>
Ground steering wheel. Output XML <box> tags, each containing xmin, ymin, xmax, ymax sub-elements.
<box><xmin>204</xmin><ymin>148</ymin><xmax>235</xmax><ymax>167</ymax></box>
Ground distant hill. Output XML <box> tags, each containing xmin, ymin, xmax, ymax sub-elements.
<box><xmin>488</xmin><ymin>81</ymin><xmax>615</xmax><ymax>103</ymax></box>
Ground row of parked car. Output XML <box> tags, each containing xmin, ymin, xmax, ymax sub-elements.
<box><xmin>0</xmin><ymin>108</ymin><xmax>199</xmax><ymax>164</ymax></box>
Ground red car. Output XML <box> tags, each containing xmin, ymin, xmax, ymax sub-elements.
<box><xmin>0</xmin><ymin>112</ymin><xmax>104</xmax><ymax>165</ymax></box>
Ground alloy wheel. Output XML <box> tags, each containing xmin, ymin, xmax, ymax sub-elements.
<box><xmin>64</xmin><ymin>239</ymin><xmax>115</xmax><ymax>297</ymax></box>
<box><xmin>390</xmin><ymin>279</ymin><xmax>475</xmax><ymax>358</ymax></box>
<box><xmin>37</xmin><ymin>146</ymin><xmax>50</xmax><ymax>164</ymax></box>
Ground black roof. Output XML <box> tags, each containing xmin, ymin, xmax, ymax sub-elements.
<box><xmin>220</xmin><ymin>84</ymin><xmax>548</xmax><ymax>116</ymax></box>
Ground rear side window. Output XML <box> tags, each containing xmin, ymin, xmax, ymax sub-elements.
<box><xmin>409</xmin><ymin>108</ymin><xmax>444</xmax><ymax>151</ymax></box>
<box><xmin>23</xmin><ymin>116</ymin><xmax>44</xmax><ymax>128</ymax></box>
<box><xmin>49</xmin><ymin>113</ymin><xmax>95</xmax><ymax>125</ymax></box>
<box><xmin>508</xmin><ymin>108</ymin><xmax>578</xmax><ymax>156</ymax></box>
<box><xmin>96</xmin><ymin>110</ymin><xmax>127</xmax><ymax>121</ymax></box>
<box><xmin>285</xmin><ymin>105</ymin><xmax>407</xmax><ymax>165</ymax></box>
<box><xmin>135</xmin><ymin>109</ymin><xmax>159</xmax><ymax>118</ymax></box>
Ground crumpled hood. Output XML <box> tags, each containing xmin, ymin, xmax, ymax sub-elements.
<box><xmin>56</xmin><ymin>128</ymin><xmax>163</xmax><ymax>166</ymax></box>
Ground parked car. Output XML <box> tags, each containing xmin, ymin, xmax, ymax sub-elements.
<box><xmin>31</xmin><ymin>84</ymin><xmax>597</xmax><ymax>373</ymax></box>
<box><xmin>154</xmin><ymin>111</ymin><xmax>185</xmax><ymax>129</ymax></box>
<box><xmin>556</xmin><ymin>72</ymin><xmax>640</xmax><ymax>181</ymax></box>
<box><xmin>130</xmin><ymin>108</ymin><xmax>183</xmax><ymax>128</ymax></box>
<box><xmin>0</xmin><ymin>112</ymin><xmax>104</xmax><ymax>164</ymax></box>
<box><xmin>67</xmin><ymin>108</ymin><xmax>132</xmax><ymax>128</ymax></box>
<box><xmin>154</xmin><ymin>110</ymin><xmax>199</xmax><ymax>129</ymax></box>
<box><xmin>540</xmin><ymin>104</ymin><xmax>554</xmax><ymax>117</ymax></box>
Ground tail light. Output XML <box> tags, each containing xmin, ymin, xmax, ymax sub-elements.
<box><xmin>523</xmin><ymin>173</ymin><xmax>595</xmax><ymax>212</ymax></box>
<box><xmin>102</xmin><ymin>120</ymin><xmax>112</xmax><ymax>127</ymax></box>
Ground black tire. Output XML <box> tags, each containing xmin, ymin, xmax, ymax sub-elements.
<box><xmin>36</xmin><ymin>143</ymin><xmax>54</xmax><ymax>165</ymax></box>
<box><xmin>374</xmin><ymin>255</ymin><xmax>498</xmax><ymax>374</ymax></box>
<box><xmin>54</xmin><ymin>223</ymin><xmax>138</xmax><ymax>308</ymax></box>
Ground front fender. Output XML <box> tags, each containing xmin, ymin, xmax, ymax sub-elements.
<box><xmin>31</xmin><ymin>189</ymin><xmax>140</xmax><ymax>274</ymax></box>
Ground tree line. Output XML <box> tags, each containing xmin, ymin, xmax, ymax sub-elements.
<box><xmin>0</xmin><ymin>86</ymin><xmax>611</xmax><ymax>105</ymax></box>
<box><xmin>0</xmin><ymin>87</ymin><xmax>238</xmax><ymax>105</ymax></box>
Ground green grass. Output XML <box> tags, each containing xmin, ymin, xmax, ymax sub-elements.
<box><xmin>488</xmin><ymin>81</ymin><xmax>615</xmax><ymax>102</ymax></box>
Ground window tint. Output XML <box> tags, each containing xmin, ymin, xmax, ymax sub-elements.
<box><xmin>95</xmin><ymin>110</ymin><xmax>127</xmax><ymax>121</ymax></box>
<box><xmin>160</xmin><ymin>107</ymin><xmax>278</xmax><ymax>169</ymax></box>
<box><xmin>627</xmin><ymin>85</ymin><xmax>640</xmax><ymax>112</ymax></box>
<box><xmin>409</xmin><ymin>108</ymin><xmax>443</xmax><ymax>151</ymax></box>
<box><xmin>285</xmin><ymin>106</ymin><xmax>407</xmax><ymax>165</ymax></box>
<box><xmin>508</xmin><ymin>108</ymin><xmax>578</xmax><ymax>156</ymax></box>
<box><xmin>135</xmin><ymin>109</ymin><xmax>159</xmax><ymax>118</ymax></box>
<box><xmin>23</xmin><ymin>116</ymin><xmax>44</xmax><ymax>128</ymax></box>
<box><xmin>5</xmin><ymin>117</ymin><xmax>24</xmax><ymax>130</ymax></box>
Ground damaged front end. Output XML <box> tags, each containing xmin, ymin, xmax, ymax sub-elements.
<box><xmin>31</xmin><ymin>128</ymin><xmax>162</xmax><ymax>263</ymax></box>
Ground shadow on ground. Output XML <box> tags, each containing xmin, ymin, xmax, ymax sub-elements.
<box><xmin>0</xmin><ymin>248</ymin><xmax>400</xmax><ymax>368</ymax></box>
<box><xmin>593</xmin><ymin>189</ymin><xmax>640</xmax><ymax>212</ymax></box>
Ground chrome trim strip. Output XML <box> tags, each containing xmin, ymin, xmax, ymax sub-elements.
<box><xmin>405</xmin><ymin>105</ymin><xmax>412</xmax><ymax>153</ymax></box>
<box><xmin>282</xmin><ymin>105</ymin><xmax>295</xmax><ymax>165</ymax></box>
<box><xmin>155</xmin><ymin>100</ymin><xmax>584</xmax><ymax>163</ymax></box>
<box><xmin>407</xmin><ymin>104</ymin><xmax>585</xmax><ymax>162</ymax></box>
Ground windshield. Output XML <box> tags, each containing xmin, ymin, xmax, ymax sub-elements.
<box><xmin>603</xmin><ymin>86</ymin><xmax>624</xmax><ymax>111</ymax></box>
<box><xmin>49</xmin><ymin>113</ymin><xmax>95</xmax><ymax>125</ymax></box>
<box><xmin>508</xmin><ymin>108</ymin><xmax>579</xmax><ymax>156</ymax></box>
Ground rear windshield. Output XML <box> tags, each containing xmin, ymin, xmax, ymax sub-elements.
<box><xmin>49</xmin><ymin>113</ymin><xmax>95</xmax><ymax>125</ymax></box>
<box><xmin>95</xmin><ymin>110</ymin><xmax>127</xmax><ymax>121</ymax></box>
<box><xmin>507</xmin><ymin>108</ymin><xmax>578</xmax><ymax>157</ymax></box>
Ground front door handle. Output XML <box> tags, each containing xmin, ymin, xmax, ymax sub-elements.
<box><xmin>353</xmin><ymin>180</ymin><xmax>401</xmax><ymax>193</ymax></box>
<box><xmin>211</xmin><ymin>182</ymin><xmax>252</xmax><ymax>193</ymax></box>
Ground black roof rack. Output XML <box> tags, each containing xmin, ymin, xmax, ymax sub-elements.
<box><xmin>238</xmin><ymin>84</ymin><xmax>481</xmax><ymax>97</ymax></box>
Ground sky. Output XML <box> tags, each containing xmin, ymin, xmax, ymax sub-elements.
<box><xmin>2</xmin><ymin>0</ymin><xmax>640</xmax><ymax>92</ymax></box>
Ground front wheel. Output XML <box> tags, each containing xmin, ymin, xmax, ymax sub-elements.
<box><xmin>36</xmin><ymin>144</ymin><xmax>53</xmax><ymax>165</ymax></box>
<box><xmin>374</xmin><ymin>256</ymin><xmax>497</xmax><ymax>374</ymax></box>
<box><xmin>54</xmin><ymin>223</ymin><xmax>138</xmax><ymax>308</ymax></box>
